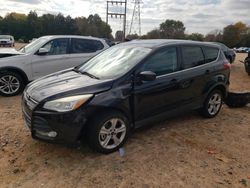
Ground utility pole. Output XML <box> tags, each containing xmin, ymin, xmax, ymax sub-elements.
<box><xmin>106</xmin><ymin>0</ymin><xmax>127</xmax><ymax>41</ymax></box>
<box><xmin>129</xmin><ymin>0</ymin><xmax>142</xmax><ymax>36</ymax></box>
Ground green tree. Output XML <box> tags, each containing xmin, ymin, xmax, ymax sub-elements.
<box><xmin>222</xmin><ymin>25</ymin><xmax>240</xmax><ymax>47</ymax></box>
<box><xmin>186</xmin><ymin>33</ymin><xmax>204</xmax><ymax>41</ymax></box>
<box><xmin>160</xmin><ymin>19</ymin><xmax>185</xmax><ymax>39</ymax></box>
<box><xmin>146</xmin><ymin>29</ymin><xmax>161</xmax><ymax>39</ymax></box>
<box><xmin>222</xmin><ymin>22</ymin><xmax>249</xmax><ymax>47</ymax></box>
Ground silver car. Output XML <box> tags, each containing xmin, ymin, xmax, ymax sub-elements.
<box><xmin>0</xmin><ymin>35</ymin><xmax>15</xmax><ymax>47</ymax></box>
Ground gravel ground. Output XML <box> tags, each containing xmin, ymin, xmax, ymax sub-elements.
<box><xmin>0</xmin><ymin>53</ymin><xmax>249</xmax><ymax>188</ymax></box>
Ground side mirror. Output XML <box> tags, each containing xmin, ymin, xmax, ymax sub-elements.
<box><xmin>37</xmin><ymin>48</ymin><xmax>49</xmax><ymax>55</ymax></box>
<box><xmin>139</xmin><ymin>71</ymin><xmax>156</xmax><ymax>81</ymax></box>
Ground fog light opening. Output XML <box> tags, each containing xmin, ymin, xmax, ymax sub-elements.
<box><xmin>48</xmin><ymin>131</ymin><xmax>57</xmax><ymax>138</ymax></box>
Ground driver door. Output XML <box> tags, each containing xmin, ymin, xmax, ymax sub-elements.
<box><xmin>133</xmin><ymin>46</ymin><xmax>184</xmax><ymax>122</ymax></box>
<box><xmin>31</xmin><ymin>38</ymin><xmax>70</xmax><ymax>79</ymax></box>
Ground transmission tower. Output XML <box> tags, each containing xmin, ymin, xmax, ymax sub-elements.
<box><xmin>129</xmin><ymin>0</ymin><xmax>142</xmax><ymax>36</ymax></box>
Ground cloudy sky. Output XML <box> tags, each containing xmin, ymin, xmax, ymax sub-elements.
<box><xmin>0</xmin><ymin>0</ymin><xmax>249</xmax><ymax>35</ymax></box>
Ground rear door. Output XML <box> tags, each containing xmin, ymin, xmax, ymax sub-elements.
<box><xmin>31</xmin><ymin>38</ymin><xmax>70</xmax><ymax>79</ymax></box>
<box><xmin>68</xmin><ymin>38</ymin><xmax>105</xmax><ymax>67</ymax></box>
<box><xmin>178</xmin><ymin>45</ymin><xmax>212</xmax><ymax>107</ymax></box>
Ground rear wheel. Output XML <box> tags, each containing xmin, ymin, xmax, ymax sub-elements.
<box><xmin>86</xmin><ymin>111</ymin><xmax>130</xmax><ymax>154</ymax></box>
<box><xmin>0</xmin><ymin>71</ymin><xmax>25</xmax><ymax>96</ymax></box>
<box><xmin>200</xmin><ymin>90</ymin><xmax>223</xmax><ymax>118</ymax></box>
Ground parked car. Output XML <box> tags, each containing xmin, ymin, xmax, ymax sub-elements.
<box><xmin>209</xmin><ymin>42</ymin><xmax>236</xmax><ymax>63</ymax></box>
<box><xmin>244</xmin><ymin>52</ymin><xmax>250</xmax><ymax>75</ymax></box>
<box><xmin>0</xmin><ymin>35</ymin><xmax>15</xmax><ymax>47</ymax></box>
<box><xmin>0</xmin><ymin>35</ymin><xmax>110</xmax><ymax>96</ymax></box>
<box><xmin>235</xmin><ymin>47</ymin><xmax>250</xmax><ymax>53</ymax></box>
<box><xmin>22</xmin><ymin>39</ymin><xmax>231</xmax><ymax>154</ymax></box>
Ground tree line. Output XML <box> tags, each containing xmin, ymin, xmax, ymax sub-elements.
<box><xmin>0</xmin><ymin>11</ymin><xmax>112</xmax><ymax>42</ymax></box>
<box><xmin>127</xmin><ymin>20</ymin><xmax>250</xmax><ymax>48</ymax></box>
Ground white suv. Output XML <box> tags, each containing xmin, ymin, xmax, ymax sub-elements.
<box><xmin>0</xmin><ymin>35</ymin><xmax>110</xmax><ymax>96</ymax></box>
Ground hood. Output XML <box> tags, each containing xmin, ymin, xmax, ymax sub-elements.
<box><xmin>26</xmin><ymin>69</ymin><xmax>114</xmax><ymax>102</ymax></box>
<box><xmin>0</xmin><ymin>48</ymin><xmax>24</xmax><ymax>58</ymax></box>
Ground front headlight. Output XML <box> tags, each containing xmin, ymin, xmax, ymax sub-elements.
<box><xmin>43</xmin><ymin>94</ymin><xmax>93</xmax><ymax>112</ymax></box>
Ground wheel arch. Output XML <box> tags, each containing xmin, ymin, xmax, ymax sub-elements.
<box><xmin>205</xmin><ymin>83</ymin><xmax>228</xmax><ymax>100</ymax></box>
<box><xmin>87</xmin><ymin>106</ymin><xmax>132</xmax><ymax>125</ymax></box>
<box><xmin>0</xmin><ymin>66</ymin><xmax>29</xmax><ymax>84</ymax></box>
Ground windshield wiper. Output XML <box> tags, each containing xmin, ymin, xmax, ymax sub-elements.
<box><xmin>73</xmin><ymin>68</ymin><xmax>99</xmax><ymax>80</ymax></box>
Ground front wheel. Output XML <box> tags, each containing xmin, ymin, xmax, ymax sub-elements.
<box><xmin>200</xmin><ymin>90</ymin><xmax>223</xmax><ymax>118</ymax></box>
<box><xmin>0</xmin><ymin>71</ymin><xmax>25</xmax><ymax>96</ymax></box>
<box><xmin>86</xmin><ymin>111</ymin><xmax>130</xmax><ymax>154</ymax></box>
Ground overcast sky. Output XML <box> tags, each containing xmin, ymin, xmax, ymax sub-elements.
<box><xmin>0</xmin><ymin>0</ymin><xmax>249</xmax><ymax>35</ymax></box>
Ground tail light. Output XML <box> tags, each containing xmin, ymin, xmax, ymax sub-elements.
<box><xmin>223</xmin><ymin>61</ymin><xmax>231</xmax><ymax>69</ymax></box>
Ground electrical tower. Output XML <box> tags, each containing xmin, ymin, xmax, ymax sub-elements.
<box><xmin>106</xmin><ymin>0</ymin><xmax>127</xmax><ymax>41</ymax></box>
<box><xmin>129</xmin><ymin>0</ymin><xmax>142</xmax><ymax>36</ymax></box>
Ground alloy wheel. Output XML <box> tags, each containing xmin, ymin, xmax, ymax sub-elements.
<box><xmin>207</xmin><ymin>93</ymin><xmax>222</xmax><ymax>115</ymax></box>
<box><xmin>0</xmin><ymin>75</ymin><xmax>20</xmax><ymax>95</ymax></box>
<box><xmin>99</xmin><ymin>118</ymin><xmax>127</xmax><ymax>150</ymax></box>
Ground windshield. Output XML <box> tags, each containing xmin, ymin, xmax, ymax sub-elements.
<box><xmin>78</xmin><ymin>45</ymin><xmax>152</xmax><ymax>79</ymax></box>
<box><xmin>19</xmin><ymin>37</ymin><xmax>48</xmax><ymax>53</ymax></box>
<box><xmin>0</xmin><ymin>35</ymin><xmax>12</xmax><ymax>40</ymax></box>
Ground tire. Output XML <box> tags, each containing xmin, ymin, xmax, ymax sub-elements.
<box><xmin>0</xmin><ymin>71</ymin><xmax>25</xmax><ymax>96</ymax></box>
<box><xmin>200</xmin><ymin>90</ymin><xmax>223</xmax><ymax>118</ymax></box>
<box><xmin>86</xmin><ymin>111</ymin><xmax>130</xmax><ymax>154</ymax></box>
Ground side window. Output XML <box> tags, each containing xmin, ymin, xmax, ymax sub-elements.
<box><xmin>71</xmin><ymin>39</ymin><xmax>104</xmax><ymax>53</ymax></box>
<box><xmin>42</xmin><ymin>39</ymin><xmax>68</xmax><ymax>55</ymax></box>
<box><xmin>203</xmin><ymin>47</ymin><xmax>219</xmax><ymax>63</ymax></box>
<box><xmin>142</xmin><ymin>47</ymin><xmax>178</xmax><ymax>76</ymax></box>
<box><xmin>181</xmin><ymin>46</ymin><xmax>204</xmax><ymax>69</ymax></box>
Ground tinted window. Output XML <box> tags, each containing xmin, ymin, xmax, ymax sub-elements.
<box><xmin>203</xmin><ymin>47</ymin><xmax>219</xmax><ymax>63</ymax></box>
<box><xmin>42</xmin><ymin>39</ymin><xmax>68</xmax><ymax>55</ymax></box>
<box><xmin>71</xmin><ymin>39</ymin><xmax>104</xmax><ymax>53</ymax></box>
<box><xmin>142</xmin><ymin>47</ymin><xmax>178</xmax><ymax>76</ymax></box>
<box><xmin>182</xmin><ymin>46</ymin><xmax>204</xmax><ymax>69</ymax></box>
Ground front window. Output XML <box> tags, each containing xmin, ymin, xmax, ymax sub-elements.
<box><xmin>142</xmin><ymin>47</ymin><xmax>178</xmax><ymax>76</ymax></box>
<box><xmin>42</xmin><ymin>39</ymin><xmax>68</xmax><ymax>55</ymax></box>
<box><xmin>77</xmin><ymin>45</ymin><xmax>152</xmax><ymax>79</ymax></box>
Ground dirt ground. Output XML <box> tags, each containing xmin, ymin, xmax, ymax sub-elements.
<box><xmin>0</xmin><ymin>53</ymin><xmax>249</xmax><ymax>188</ymax></box>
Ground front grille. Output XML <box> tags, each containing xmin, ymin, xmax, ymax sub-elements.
<box><xmin>0</xmin><ymin>41</ymin><xmax>7</xmax><ymax>44</ymax></box>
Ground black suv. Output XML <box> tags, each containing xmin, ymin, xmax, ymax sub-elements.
<box><xmin>244</xmin><ymin>52</ymin><xmax>250</xmax><ymax>75</ymax></box>
<box><xmin>210</xmin><ymin>42</ymin><xmax>236</xmax><ymax>64</ymax></box>
<box><xmin>22</xmin><ymin>40</ymin><xmax>231</xmax><ymax>154</ymax></box>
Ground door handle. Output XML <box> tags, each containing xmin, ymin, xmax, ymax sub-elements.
<box><xmin>180</xmin><ymin>80</ymin><xmax>193</xmax><ymax>88</ymax></box>
<box><xmin>205</xmin><ymin>70</ymin><xmax>210</xmax><ymax>74</ymax></box>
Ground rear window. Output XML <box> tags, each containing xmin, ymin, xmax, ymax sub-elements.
<box><xmin>203</xmin><ymin>47</ymin><xmax>219</xmax><ymax>63</ymax></box>
<box><xmin>181</xmin><ymin>46</ymin><xmax>204</xmax><ymax>69</ymax></box>
<box><xmin>71</xmin><ymin>38</ymin><xmax>104</xmax><ymax>53</ymax></box>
